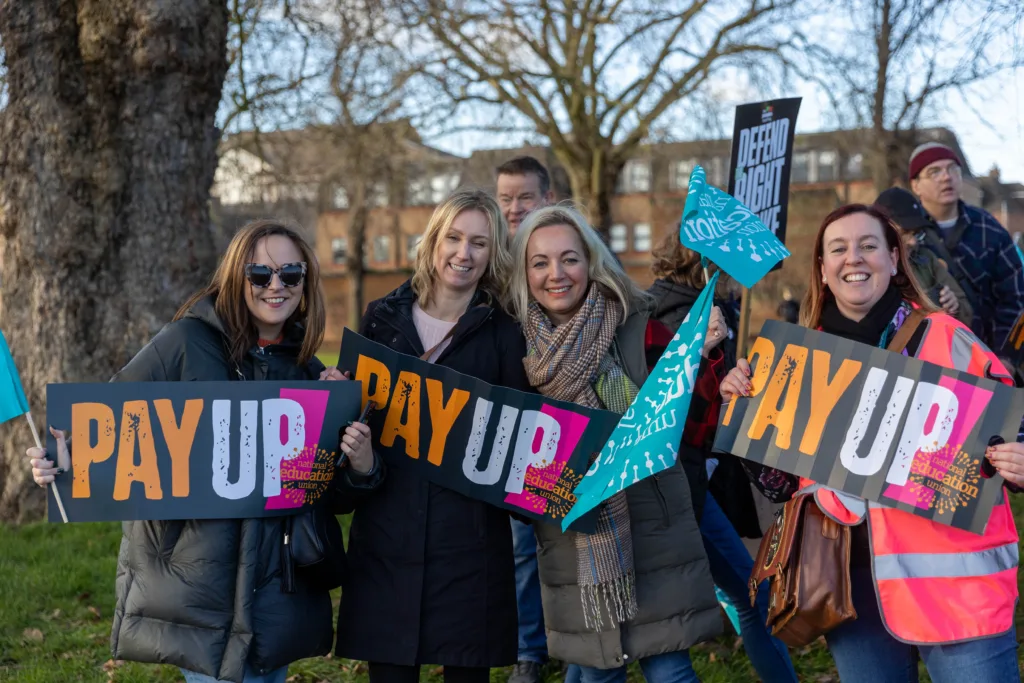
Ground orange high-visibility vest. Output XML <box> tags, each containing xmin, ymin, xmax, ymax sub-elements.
<box><xmin>801</xmin><ymin>311</ymin><xmax>1019</xmax><ymax>644</ymax></box>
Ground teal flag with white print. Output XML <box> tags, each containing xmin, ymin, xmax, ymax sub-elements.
<box><xmin>679</xmin><ymin>165</ymin><xmax>789</xmax><ymax>288</ymax></box>
<box><xmin>561</xmin><ymin>272</ymin><xmax>719</xmax><ymax>531</ymax></box>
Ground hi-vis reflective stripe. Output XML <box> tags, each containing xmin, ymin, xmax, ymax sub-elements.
<box><xmin>874</xmin><ymin>542</ymin><xmax>1019</xmax><ymax>581</ymax></box>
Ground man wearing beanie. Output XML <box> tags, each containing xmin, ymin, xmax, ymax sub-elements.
<box><xmin>909</xmin><ymin>141</ymin><xmax>1024</xmax><ymax>356</ymax></box>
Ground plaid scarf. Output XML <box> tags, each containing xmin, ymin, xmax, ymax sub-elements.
<box><xmin>523</xmin><ymin>283</ymin><xmax>639</xmax><ymax>630</ymax></box>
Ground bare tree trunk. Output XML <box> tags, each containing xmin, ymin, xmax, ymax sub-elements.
<box><xmin>346</xmin><ymin>206</ymin><xmax>368</xmax><ymax>331</ymax></box>
<box><xmin>0</xmin><ymin>0</ymin><xmax>227</xmax><ymax>522</ymax></box>
<box><xmin>346</xmin><ymin>181</ymin><xmax>368</xmax><ymax>331</ymax></box>
<box><xmin>871</xmin><ymin>0</ymin><xmax>894</xmax><ymax>192</ymax></box>
<box><xmin>558</xmin><ymin>147</ymin><xmax>621</xmax><ymax>238</ymax></box>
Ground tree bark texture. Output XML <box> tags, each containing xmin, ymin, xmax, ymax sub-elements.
<box><xmin>0</xmin><ymin>0</ymin><xmax>227</xmax><ymax>521</ymax></box>
<box><xmin>556</xmin><ymin>146</ymin><xmax>623</xmax><ymax>239</ymax></box>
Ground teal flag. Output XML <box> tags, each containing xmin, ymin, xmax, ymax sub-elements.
<box><xmin>561</xmin><ymin>272</ymin><xmax>719</xmax><ymax>531</ymax></box>
<box><xmin>679</xmin><ymin>165</ymin><xmax>789</xmax><ymax>288</ymax></box>
<box><xmin>0</xmin><ymin>331</ymin><xmax>29</xmax><ymax>423</ymax></box>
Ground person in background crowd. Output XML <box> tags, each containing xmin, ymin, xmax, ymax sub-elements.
<box><xmin>721</xmin><ymin>204</ymin><xmax>1024</xmax><ymax>683</ymax></box>
<box><xmin>908</xmin><ymin>142</ymin><xmax>1024</xmax><ymax>354</ymax></box>
<box><xmin>28</xmin><ymin>220</ymin><xmax>383</xmax><ymax>683</ymax></box>
<box><xmin>647</xmin><ymin>233</ymin><xmax>798</xmax><ymax>683</ymax></box>
<box><xmin>495</xmin><ymin>155</ymin><xmax>555</xmax><ymax>683</ymax></box>
<box><xmin>496</xmin><ymin>156</ymin><xmax>555</xmax><ymax>237</ymax></box>
<box><xmin>336</xmin><ymin>189</ymin><xmax>529</xmax><ymax>683</ymax></box>
<box><xmin>777</xmin><ymin>288</ymin><xmax>800</xmax><ymax>325</ymax></box>
<box><xmin>508</xmin><ymin>205</ymin><xmax>723</xmax><ymax>683</ymax></box>
<box><xmin>874</xmin><ymin>186</ymin><xmax>972</xmax><ymax>325</ymax></box>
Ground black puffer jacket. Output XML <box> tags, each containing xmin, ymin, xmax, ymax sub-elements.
<box><xmin>648</xmin><ymin>278</ymin><xmax>761</xmax><ymax>538</ymax></box>
<box><xmin>108</xmin><ymin>297</ymin><xmax>382</xmax><ymax>682</ymax></box>
<box><xmin>336</xmin><ymin>280</ymin><xmax>529</xmax><ymax>667</ymax></box>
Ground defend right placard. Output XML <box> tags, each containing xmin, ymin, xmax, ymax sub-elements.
<box><xmin>713</xmin><ymin>321</ymin><xmax>1024</xmax><ymax>534</ymax></box>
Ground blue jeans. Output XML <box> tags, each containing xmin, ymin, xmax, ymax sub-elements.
<box><xmin>825</xmin><ymin>566</ymin><xmax>1020</xmax><ymax>682</ymax></box>
<box><xmin>511</xmin><ymin>518</ymin><xmax>548</xmax><ymax>663</ymax></box>
<box><xmin>701</xmin><ymin>495</ymin><xmax>797</xmax><ymax>683</ymax></box>
<box><xmin>565</xmin><ymin>651</ymin><xmax>698</xmax><ymax>683</ymax></box>
<box><xmin>181</xmin><ymin>665</ymin><xmax>288</xmax><ymax>683</ymax></box>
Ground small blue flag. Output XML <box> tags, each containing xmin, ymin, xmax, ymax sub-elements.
<box><xmin>679</xmin><ymin>165</ymin><xmax>790</xmax><ymax>288</ymax></box>
<box><xmin>561</xmin><ymin>272</ymin><xmax>719</xmax><ymax>530</ymax></box>
<box><xmin>0</xmin><ymin>331</ymin><xmax>29</xmax><ymax>424</ymax></box>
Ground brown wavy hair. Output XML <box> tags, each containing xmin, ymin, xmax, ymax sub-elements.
<box><xmin>801</xmin><ymin>204</ymin><xmax>937</xmax><ymax>328</ymax></box>
<box><xmin>175</xmin><ymin>219</ymin><xmax>325</xmax><ymax>365</ymax></box>
<box><xmin>650</xmin><ymin>228</ymin><xmax>730</xmax><ymax>297</ymax></box>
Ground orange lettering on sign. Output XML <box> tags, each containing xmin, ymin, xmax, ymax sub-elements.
<box><xmin>381</xmin><ymin>371</ymin><xmax>422</xmax><ymax>459</ymax></box>
<box><xmin>425</xmin><ymin>379</ymin><xmax>470</xmax><ymax>466</ymax></box>
<box><xmin>154</xmin><ymin>399</ymin><xmax>204</xmax><ymax>497</ymax></box>
<box><xmin>113</xmin><ymin>401</ymin><xmax>164</xmax><ymax>501</ymax></box>
<box><xmin>722</xmin><ymin>336</ymin><xmax>776</xmax><ymax>426</ymax></box>
<box><xmin>71</xmin><ymin>402</ymin><xmax>116</xmax><ymax>498</ymax></box>
<box><xmin>798</xmin><ymin>351</ymin><xmax>862</xmax><ymax>456</ymax></box>
<box><xmin>747</xmin><ymin>343</ymin><xmax>808</xmax><ymax>450</ymax></box>
<box><xmin>355</xmin><ymin>354</ymin><xmax>392</xmax><ymax>412</ymax></box>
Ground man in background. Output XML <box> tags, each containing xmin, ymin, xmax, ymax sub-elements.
<box><xmin>496</xmin><ymin>156</ymin><xmax>555</xmax><ymax>237</ymax></box>
<box><xmin>495</xmin><ymin>155</ymin><xmax>553</xmax><ymax>683</ymax></box>
<box><xmin>908</xmin><ymin>142</ymin><xmax>1024</xmax><ymax>357</ymax></box>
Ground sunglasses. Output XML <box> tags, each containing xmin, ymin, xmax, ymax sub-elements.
<box><xmin>244</xmin><ymin>262</ymin><xmax>307</xmax><ymax>288</ymax></box>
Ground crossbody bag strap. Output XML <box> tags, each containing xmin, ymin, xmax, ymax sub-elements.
<box><xmin>419</xmin><ymin>325</ymin><xmax>457</xmax><ymax>362</ymax></box>
<box><xmin>887</xmin><ymin>309</ymin><xmax>927</xmax><ymax>355</ymax></box>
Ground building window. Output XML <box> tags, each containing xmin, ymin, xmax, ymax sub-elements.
<box><xmin>610</xmin><ymin>224</ymin><xmax>628</xmax><ymax>253</ymax></box>
<box><xmin>368</xmin><ymin>182</ymin><xmax>389</xmax><ymax>208</ymax></box>
<box><xmin>846</xmin><ymin>153</ymin><xmax>864</xmax><ymax>179</ymax></box>
<box><xmin>406</xmin><ymin>234</ymin><xmax>423</xmax><ymax>262</ymax></box>
<box><xmin>670</xmin><ymin>159</ymin><xmax>698</xmax><ymax>190</ymax></box>
<box><xmin>708</xmin><ymin>157</ymin><xmax>726</xmax><ymax>188</ymax></box>
<box><xmin>333</xmin><ymin>187</ymin><xmax>349</xmax><ymax>210</ymax></box>
<box><xmin>372</xmin><ymin>235</ymin><xmax>392</xmax><ymax>263</ymax></box>
<box><xmin>618</xmin><ymin>160</ymin><xmax>651</xmax><ymax>194</ymax></box>
<box><xmin>430</xmin><ymin>173</ymin><xmax>460</xmax><ymax>203</ymax></box>
<box><xmin>817</xmin><ymin>150</ymin><xmax>839</xmax><ymax>182</ymax></box>
<box><xmin>791</xmin><ymin>152</ymin><xmax>810</xmax><ymax>183</ymax></box>
<box><xmin>633</xmin><ymin>223</ymin><xmax>652</xmax><ymax>252</ymax></box>
<box><xmin>331</xmin><ymin>237</ymin><xmax>348</xmax><ymax>264</ymax></box>
<box><xmin>408</xmin><ymin>178</ymin><xmax>431</xmax><ymax>206</ymax></box>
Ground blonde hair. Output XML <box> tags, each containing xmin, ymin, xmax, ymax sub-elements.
<box><xmin>410</xmin><ymin>187</ymin><xmax>511</xmax><ymax>306</ymax></box>
<box><xmin>508</xmin><ymin>203</ymin><xmax>652</xmax><ymax>324</ymax></box>
<box><xmin>801</xmin><ymin>204</ymin><xmax>938</xmax><ymax>328</ymax></box>
<box><xmin>175</xmin><ymin>219</ymin><xmax>325</xmax><ymax>366</ymax></box>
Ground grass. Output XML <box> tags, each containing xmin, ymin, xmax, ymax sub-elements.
<box><xmin>3</xmin><ymin>501</ymin><xmax>1024</xmax><ymax>683</ymax></box>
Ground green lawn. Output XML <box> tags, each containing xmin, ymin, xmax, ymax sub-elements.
<box><xmin>2</xmin><ymin>500</ymin><xmax>1023</xmax><ymax>682</ymax></box>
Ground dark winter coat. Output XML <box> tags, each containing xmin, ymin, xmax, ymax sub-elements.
<box><xmin>647</xmin><ymin>278</ymin><xmax>761</xmax><ymax>538</ymax></box>
<box><xmin>533</xmin><ymin>310</ymin><xmax>721</xmax><ymax>670</ymax></box>
<box><xmin>335</xmin><ymin>280</ymin><xmax>530</xmax><ymax>667</ymax></box>
<box><xmin>108</xmin><ymin>297</ymin><xmax>382</xmax><ymax>682</ymax></box>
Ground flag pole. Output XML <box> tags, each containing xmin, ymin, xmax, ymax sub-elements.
<box><xmin>737</xmin><ymin>286</ymin><xmax>753</xmax><ymax>357</ymax></box>
<box><xmin>25</xmin><ymin>411</ymin><xmax>68</xmax><ymax>523</ymax></box>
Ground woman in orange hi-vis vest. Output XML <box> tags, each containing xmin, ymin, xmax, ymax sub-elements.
<box><xmin>720</xmin><ymin>204</ymin><xmax>1024</xmax><ymax>683</ymax></box>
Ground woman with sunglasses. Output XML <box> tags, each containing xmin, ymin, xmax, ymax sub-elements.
<box><xmin>26</xmin><ymin>220</ymin><xmax>383</xmax><ymax>683</ymax></box>
<box><xmin>334</xmin><ymin>189</ymin><xmax>529</xmax><ymax>683</ymax></box>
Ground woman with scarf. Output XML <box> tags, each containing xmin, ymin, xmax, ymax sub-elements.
<box><xmin>721</xmin><ymin>204</ymin><xmax>1024</xmax><ymax>682</ymax></box>
<box><xmin>507</xmin><ymin>205</ymin><xmax>724</xmax><ymax>683</ymax></box>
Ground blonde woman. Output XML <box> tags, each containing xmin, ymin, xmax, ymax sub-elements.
<box><xmin>336</xmin><ymin>189</ymin><xmax>531</xmax><ymax>683</ymax></box>
<box><xmin>508</xmin><ymin>205</ymin><xmax>725</xmax><ymax>683</ymax></box>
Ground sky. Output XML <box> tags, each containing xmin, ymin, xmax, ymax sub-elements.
<box><xmin>431</xmin><ymin>67</ymin><xmax>1024</xmax><ymax>185</ymax></box>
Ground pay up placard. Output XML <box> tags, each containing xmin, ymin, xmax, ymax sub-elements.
<box><xmin>47</xmin><ymin>381</ymin><xmax>361</xmax><ymax>522</ymax></box>
<box><xmin>714</xmin><ymin>321</ymin><xmax>1024</xmax><ymax>533</ymax></box>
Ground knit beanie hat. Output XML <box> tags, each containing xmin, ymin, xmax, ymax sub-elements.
<box><xmin>909</xmin><ymin>142</ymin><xmax>961</xmax><ymax>179</ymax></box>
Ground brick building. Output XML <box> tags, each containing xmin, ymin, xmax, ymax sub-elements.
<box><xmin>212</xmin><ymin>125</ymin><xmax>1021</xmax><ymax>348</ymax></box>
